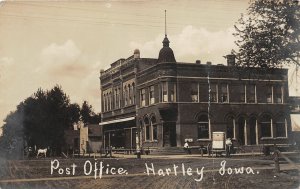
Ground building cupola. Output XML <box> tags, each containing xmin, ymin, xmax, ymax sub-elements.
<box><xmin>157</xmin><ymin>10</ymin><xmax>176</xmax><ymax>63</ymax></box>
<box><xmin>134</xmin><ymin>49</ymin><xmax>140</xmax><ymax>58</ymax></box>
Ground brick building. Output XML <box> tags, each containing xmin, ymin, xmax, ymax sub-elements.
<box><xmin>99</xmin><ymin>34</ymin><xmax>292</xmax><ymax>151</ymax></box>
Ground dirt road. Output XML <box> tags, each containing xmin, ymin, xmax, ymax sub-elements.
<box><xmin>0</xmin><ymin>155</ymin><xmax>299</xmax><ymax>189</ymax></box>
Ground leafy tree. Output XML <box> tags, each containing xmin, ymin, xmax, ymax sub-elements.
<box><xmin>68</xmin><ymin>103</ymin><xmax>81</xmax><ymax>127</ymax></box>
<box><xmin>80</xmin><ymin>101</ymin><xmax>94</xmax><ymax>125</ymax></box>
<box><xmin>80</xmin><ymin>101</ymin><xmax>101</xmax><ymax>125</ymax></box>
<box><xmin>0</xmin><ymin>85</ymin><xmax>101</xmax><ymax>158</ymax></box>
<box><xmin>22</xmin><ymin>85</ymin><xmax>81</xmax><ymax>155</ymax></box>
<box><xmin>0</xmin><ymin>104</ymin><xmax>24</xmax><ymax>159</ymax></box>
<box><xmin>233</xmin><ymin>0</ymin><xmax>300</xmax><ymax>68</ymax></box>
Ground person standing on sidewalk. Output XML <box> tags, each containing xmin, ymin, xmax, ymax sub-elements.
<box><xmin>226</xmin><ymin>138</ymin><xmax>232</xmax><ymax>157</ymax></box>
<box><xmin>184</xmin><ymin>141</ymin><xmax>191</xmax><ymax>154</ymax></box>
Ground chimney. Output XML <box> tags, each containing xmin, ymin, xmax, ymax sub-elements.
<box><xmin>134</xmin><ymin>49</ymin><xmax>140</xmax><ymax>59</ymax></box>
<box><xmin>226</xmin><ymin>54</ymin><xmax>236</xmax><ymax>66</ymax></box>
<box><xmin>100</xmin><ymin>69</ymin><xmax>104</xmax><ymax>75</ymax></box>
<box><xmin>195</xmin><ymin>60</ymin><xmax>201</xmax><ymax>64</ymax></box>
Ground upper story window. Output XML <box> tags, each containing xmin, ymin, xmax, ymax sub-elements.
<box><xmin>169</xmin><ymin>83</ymin><xmax>176</xmax><ymax>102</ymax></box>
<box><xmin>210</xmin><ymin>84</ymin><xmax>218</xmax><ymax>102</ymax></box>
<box><xmin>240</xmin><ymin>85</ymin><xmax>246</xmax><ymax>103</ymax></box>
<box><xmin>128</xmin><ymin>84</ymin><xmax>132</xmax><ymax>105</ymax></box>
<box><xmin>231</xmin><ymin>84</ymin><xmax>245</xmax><ymax>103</ymax></box>
<box><xmin>124</xmin><ymin>86</ymin><xmax>128</xmax><ymax>106</ymax></box>
<box><xmin>114</xmin><ymin>88</ymin><xmax>120</xmax><ymax>109</ymax></box>
<box><xmin>149</xmin><ymin>86</ymin><xmax>155</xmax><ymax>105</ymax></box>
<box><xmin>199</xmin><ymin>83</ymin><xmax>208</xmax><ymax>102</ymax></box>
<box><xmin>108</xmin><ymin>92</ymin><xmax>112</xmax><ymax>110</ymax></box>
<box><xmin>103</xmin><ymin>94</ymin><xmax>107</xmax><ymax>112</ymax></box>
<box><xmin>118</xmin><ymin>87</ymin><xmax>121</xmax><ymax>108</ymax></box>
<box><xmin>140</xmin><ymin>89</ymin><xmax>146</xmax><ymax>107</ymax></box>
<box><xmin>274</xmin><ymin>85</ymin><xmax>283</xmax><ymax>103</ymax></box>
<box><xmin>162</xmin><ymin>82</ymin><xmax>168</xmax><ymax>102</ymax></box>
<box><xmin>220</xmin><ymin>84</ymin><xmax>228</xmax><ymax>103</ymax></box>
<box><xmin>132</xmin><ymin>83</ymin><xmax>135</xmax><ymax>104</ymax></box>
<box><xmin>266</xmin><ymin>85</ymin><xmax>273</xmax><ymax>103</ymax></box>
<box><xmin>191</xmin><ymin>83</ymin><xmax>198</xmax><ymax>102</ymax></box>
<box><xmin>247</xmin><ymin>84</ymin><xmax>256</xmax><ymax>103</ymax></box>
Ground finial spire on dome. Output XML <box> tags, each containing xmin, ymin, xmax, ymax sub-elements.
<box><xmin>157</xmin><ymin>9</ymin><xmax>176</xmax><ymax>63</ymax></box>
<box><xmin>162</xmin><ymin>10</ymin><xmax>170</xmax><ymax>47</ymax></box>
<box><xmin>165</xmin><ymin>10</ymin><xmax>167</xmax><ymax>37</ymax></box>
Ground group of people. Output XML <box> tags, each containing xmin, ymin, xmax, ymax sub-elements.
<box><xmin>183</xmin><ymin>138</ymin><xmax>233</xmax><ymax>156</ymax></box>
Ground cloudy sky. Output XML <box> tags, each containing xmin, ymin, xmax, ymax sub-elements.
<box><xmin>0</xmin><ymin>0</ymin><xmax>299</xmax><ymax>131</ymax></box>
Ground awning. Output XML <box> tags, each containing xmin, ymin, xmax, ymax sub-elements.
<box><xmin>99</xmin><ymin>117</ymin><xmax>135</xmax><ymax>126</ymax></box>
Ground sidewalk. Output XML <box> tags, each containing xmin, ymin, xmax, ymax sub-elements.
<box><xmin>111</xmin><ymin>151</ymin><xmax>300</xmax><ymax>159</ymax></box>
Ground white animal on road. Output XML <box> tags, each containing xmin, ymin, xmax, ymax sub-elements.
<box><xmin>36</xmin><ymin>148</ymin><xmax>47</xmax><ymax>158</ymax></box>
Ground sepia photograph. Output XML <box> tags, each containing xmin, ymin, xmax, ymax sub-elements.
<box><xmin>0</xmin><ymin>0</ymin><xmax>299</xmax><ymax>188</ymax></box>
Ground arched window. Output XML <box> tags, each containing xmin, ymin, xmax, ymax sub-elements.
<box><xmin>139</xmin><ymin>120</ymin><xmax>143</xmax><ymax>130</ymax></box>
<box><xmin>144</xmin><ymin>117</ymin><xmax>150</xmax><ymax>141</ymax></box>
<box><xmin>275</xmin><ymin>116</ymin><xmax>286</xmax><ymax>137</ymax></box>
<box><xmin>132</xmin><ymin>83</ymin><xmax>135</xmax><ymax>104</ymax></box>
<box><xmin>124</xmin><ymin>86</ymin><xmax>128</xmax><ymax>106</ymax></box>
<box><xmin>249</xmin><ymin>117</ymin><xmax>257</xmax><ymax>145</ymax></box>
<box><xmin>103</xmin><ymin>94</ymin><xmax>106</xmax><ymax>111</ymax></box>
<box><xmin>197</xmin><ymin>115</ymin><xmax>209</xmax><ymax>139</ymax></box>
<box><xmin>226</xmin><ymin>116</ymin><xmax>235</xmax><ymax>139</ymax></box>
<box><xmin>105</xmin><ymin>93</ymin><xmax>108</xmax><ymax>111</ymax></box>
<box><xmin>128</xmin><ymin>84</ymin><xmax>132</xmax><ymax>105</ymax></box>
<box><xmin>108</xmin><ymin>92</ymin><xmax>112</xmax><ymax>110</ymax></box>
<box><xmin>115</xmin><ymin>88</ymin><xmax>120</xmax><ymax>109</ymax></box>
<box><xmin>237</xmin><ymin>117</ymin><xmax>246</xmax><ymax>145</ymax></box>
<box><xmin>261</xmin><ymin>115</ymin><xmax>272</xmax><ymax>138</ymax></box>
<box><xmin>118</xmin><ymin>87</ymin><xmax>121</xmax><ymax>108</ymax></box>
<box><xmin>151</xmin><ymin>116</ymin><xmax>157</xmax><ymax>140</ymax></box>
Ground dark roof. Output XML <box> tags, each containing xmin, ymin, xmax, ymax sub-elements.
<box><xmin>157</xmin><ymin>35</ymin><xmax>176</xmax><ymax>63</ymax></box>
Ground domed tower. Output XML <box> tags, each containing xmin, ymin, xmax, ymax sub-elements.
<box><xmin>157</xmin><ymin>35</ymin><xmax>176</xmax><ymax>63</ymax></box>
<box><xmin>157</xmin><ymin>10</ymin><xmax>176</xmax><ymax>63</ymax></box>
